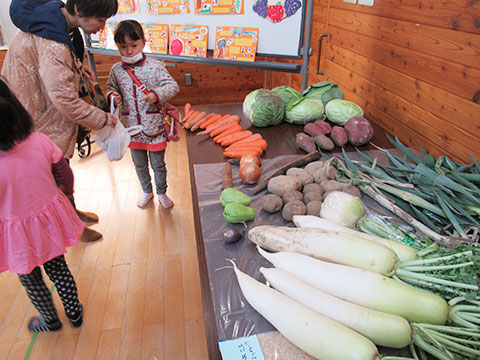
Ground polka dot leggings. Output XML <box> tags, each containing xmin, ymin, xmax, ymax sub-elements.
<box><xmin>18</xmin><ymin>255</ymin><xmax>82</xmax><ymax>324</ymax></box>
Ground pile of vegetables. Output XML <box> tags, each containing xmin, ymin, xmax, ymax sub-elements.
<box><xmin>259</xmin><ymin>159</ymin><xmax>362</xmax><ymax>222</ymax></box>
<box><xmin>328</xmin><ymin>135</ymin><xmax>480</xmax><ymax>245</ymax></box>
<box><xmin>181</xmin><ymin>104</ymin><xmax>268</xmax><ymax>159</ymax></box>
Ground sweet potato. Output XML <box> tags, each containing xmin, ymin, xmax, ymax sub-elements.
<box><xmin>222</xmin><ymin>162</ymin><xmax>233</xmax><ymax>189</ymax></box>
<box><xmin>313</xmin><ymin>134</ymin><xmax>335</xmax><ymax>151</ymax></box>
<box><xmin>314</xmin><ymin>120</ymin><xmax>332</xmax><ymax>135</ymax></box>
<box><xmin>295</xmin><ymin>132</ymin><xmax>316</xmax><ymax>153</ymax></box>
<box><xmin>344</xmin><ymin>116</ymin><xmax>374</xmax><ymax>146</ymax></box>
<box><xmin>303</xmin><ymin>123</ymin><xmax>326</xmax><ymax>137</ymax></box>
<box><xmin>330</xmin><ymin>126</ymin><xmax>348</xmax><ymax>147</ymax></box>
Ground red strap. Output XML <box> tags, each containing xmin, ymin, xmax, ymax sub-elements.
<box><xmin>125</xmin><ymin>68</ymin><xmax>150</xmax><ymax>96</ymax></box>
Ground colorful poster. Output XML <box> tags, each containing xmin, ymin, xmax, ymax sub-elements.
<box><xmin>98</xmin><ymin>21</ymin><xmax>118</xmax><ymax>50</ymax></box>
<box><xmin>194</xmin><ymin>0</ymin><xmax>243</xmax><ymax>14</ymax></box>
<box><xmin>214</xmin><ymin>26</ymin><xmax>258</xmax><ymax>62</ymax></box>
<box><xmin>118</xmin><ymin>0</ymin><xmax>141</xmax><ymax>13</ymax></box>
<box><xmin>144</xmin><ymin>23</ymin><xmax>169</xmax><ymax>54</ymax></box>
<box><xmin>253</xmin><ymin>0</ymin><xmax>301</xmax><ymax>23</ymax></box>
<box><xmin>169</xmin><ymin>24</ymin><xmax>208</xmax><ymax>58</ymax></box>
<box><xmin>145</xmin><ymin>0</ymin><xmax>190</xmax><ymax>14</ymax></box>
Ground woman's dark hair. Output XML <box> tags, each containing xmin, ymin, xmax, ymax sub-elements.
<box><xmin>114</xmin><ymin>20</ymin><xmax>145</xmax><ymax>44</ymax></box>
<box><xmin>66</xmin><ymin>0</ymin><xmax>118</xmax><ymax>18</ymax></box>
<box><xmin>0</xmin><ymin>78</ymin><xmax>34</xmax><ymax>151</ymax></box>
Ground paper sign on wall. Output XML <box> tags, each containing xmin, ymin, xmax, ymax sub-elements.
<box><xmin>145</xmin><ymin>0</ymin><xmax>190</xmax><ymax>14</ymax></box>
<box><xmin>214</xmin><ymin>26</ymin><xmax>258</xmax><ymax>62</ymax></box>
<box><xmin>169</xmin><ymin>24</ymin><xmax>208</xmax><ymax>58</ymax></box>
<box><xmin>98</xmin><ymin>20</ymin><xmax>118</xmax><ymax>50</ymax></box>
<box><xmin>194</xmin><ymin>0</ymin><xmax>244</xmax><ymax>14</ymax></box>
<box><xmin>118</xmin><ymin>0</ymin><xmax>141</xmax><ymax>13</ymax></box>
<box><xmin>252</xmin><ymin>0</ymin><xmax>301</xmax><ymax>23</ymax></box>
<box><xmin>144</xmin><ymin>23</ymin><xmax>169</xmax><ymax>54</ymax></box>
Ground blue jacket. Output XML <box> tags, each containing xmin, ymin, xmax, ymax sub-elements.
<box><xmin>9</xmin><ymin>0</ymin><xmax>84</xmax><ymax>60</ymax></box>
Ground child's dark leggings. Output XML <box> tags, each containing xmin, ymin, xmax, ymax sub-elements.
<box><xmin>18</xmin><ymin>255</ymin><xmax>82</xmax><ymax>324</ymax></box>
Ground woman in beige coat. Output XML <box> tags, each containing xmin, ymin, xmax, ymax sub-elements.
<box><xmin>1</xmin><ymin>0</ymin><xmax>119</xmax><ymax>242</ymax></box>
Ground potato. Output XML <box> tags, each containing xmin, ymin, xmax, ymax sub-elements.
<box><xmin>312</xmin><ymin>168</ymin><xmax>328</xmax><ymax>184</ymax></box>
<box><xmin>325</xmin><ymin>163</ymin><xmax>338</xmax><ymax>179</ymax></box>
<box><xmin>321</xmin><ymin>179</ymin><xmax>349</xmax><ymax>192</ymax></box>
<box><xmin>295</xmin><ymin>132</ymin><xmax>317</xmax><ymax>153</ymax></box>
<box><xmin>342</xmin><ymin>185</ymin><xmax>362</xmax><ymax>198</ymax></box>
<box><xmin>303</xmin><ymin>123</ymin><xmax>326</xmax><ymax>137</ymax></box>
<box><xmin>262</xmin><ymin>194</ymin><xmax>283</xmax><ymax>213</ymax></box>
<box><xmin>344</xmin><ymin>116</ymin><xmax>374</xmax><ymax>146</ymax></box>
<box><xmin>304</xmin><ymin>160</ymin><xmax>324</xmax><ymax>175</ymax></box>
<box><xmin>282</xmin><ymin>200</ymin><xmax>307</xmax><ymax>222</ymax></box>
<box><xmin>267</xmin><ymin>175</ymin><xmax>302</xmax><ymax>197</ymax></box>
<box><xmin>286</xmin><ymin>167</ymin><xmax>314</xmax><ymax>186</ymax></box>
<box><xmin>306</xmin><ymin>200</ymin><xmax>323</xmax><ymax>216</ymax></box>
<box><xmin>314</xmin><ymin>120</ymin><xmax>332</xmax><ymax>135</ymax></box>
<box><xmin>313</xmin><ymin>134</ymin><xmax>335</xmax><ymax>151</ymax></box>
<box><xmin>330</xmin><ymin>126</ymin><xmax>348</xmax><ymax>147</ymax></box>
<box><xmin>283</xmin><ymin>190</ymin><xmax>304</xmax><ymax>203</ymax></box>
<box><xmin>302</xmin><ymin>183</ymin><xmax>324</xmax><ymax>195</ymax></box>
<box><xmin>304</xmin><ymin>191</ymin><xmax>323</xmax><ymax>204</ymax></box>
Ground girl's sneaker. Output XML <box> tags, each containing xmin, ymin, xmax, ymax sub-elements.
<box><xmin>28</xmin><ymin>317</ymin><xmax>62</xmax><ymax>332</ymax></box>
<box><xmin>158</xmin><ymin>193</ymin><xmax>174</xmax><ymax>209</ymax></box>
<box><xmin>137</xmin><ymin>192</ymin><xmax>154</xmax><ymax>208</ymax></box>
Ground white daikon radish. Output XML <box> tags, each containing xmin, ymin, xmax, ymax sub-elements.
<box><xmin>230</xmin><ymin>261</ymin><xmax>382</xmax><ymax>360</ymax></box>
<box><xmin>292</xmin><ymin>215</ymin><xmax>418</xmax><ymax>262</ymax></box>
<box><xmin>257</xmin><ymin>247</ymin><xmax>449</xmax><ymax>325</ymax></box>
<box><xmin>260</xmin><ymin>267</ymin><xmax>412</xmax><ymax>348</ymax></box>
<box><xmin>248</xmin><ymin>225</ymin><xmax>399</xmax><ymax>276</ymax></box>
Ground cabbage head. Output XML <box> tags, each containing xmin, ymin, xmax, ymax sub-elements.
<box><xmin>243</xmin><ymin>89</ymin><xmax>285</xmax><ymax>127</ymax></box>
<box><xmin>271</xmin><ymin>86</ymin><xmax>301</xmax><ymax>107</ymax></box>
<box><xmin>302</xmin><ymin>81</ymin><xmax>344</xmax><ymax>105</ymax></box>
<box><xmin>285</xmin><ymin>97</ymin><xmax>325</xmax><ymax>125</ymax></box>
<box><xmin>325</xmin><ymin>99</ymin><xmax>363</xmax><ymax>126</ymax></box>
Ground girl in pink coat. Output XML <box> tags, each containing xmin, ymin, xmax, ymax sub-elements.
<box><xmin>0</xmin><ymin>79</ymin><xmax>85</xmax><ymax>332</ymax></box>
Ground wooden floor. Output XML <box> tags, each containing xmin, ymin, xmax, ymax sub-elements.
<box><xmin>0</xmin><ymin>135</ymin><xmax>209</xmax><ymax>360</ymax></box>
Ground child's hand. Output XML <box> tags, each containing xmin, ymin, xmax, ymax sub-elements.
<box><xmin>110</xmin><ymin>91</ymin><xmax>122</xmax><ymax>107</ymax></box>
<box><xmin>142</xmin><ymin>92</ymin><xmax>158</xmax><ymax>105</ymax></box>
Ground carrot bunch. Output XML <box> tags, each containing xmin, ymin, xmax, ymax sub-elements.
<box><xmin>181</xmin><ymin>103</ymin><xmax>268</xmax><ymax>159</ymax></box>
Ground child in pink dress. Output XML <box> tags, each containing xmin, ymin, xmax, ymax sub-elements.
<box><xmin>0</xmin><ymin>79</ymin><xmax>85</xmax><ymax>332</ymax></box>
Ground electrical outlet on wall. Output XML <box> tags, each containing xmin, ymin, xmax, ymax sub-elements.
<box><xmin>358</xmin><ymin>0</ymin><xmax>374</xmax><ymax>6</ymax></box>
<box><xmin>185</xmin><ymin>73</ymin><xmax>192</xmax><ymax>86</ymax></box>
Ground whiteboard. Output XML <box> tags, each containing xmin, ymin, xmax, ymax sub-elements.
<box><xmin>92</xmin><ymin>0</ymin><xmax>306</xmax><ymax>58</ymax></box>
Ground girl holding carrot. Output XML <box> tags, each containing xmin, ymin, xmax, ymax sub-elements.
<box><xmin>107</xmin><ymin>20</ymin><xmax>179</xmax><ymax>209</ymax></box>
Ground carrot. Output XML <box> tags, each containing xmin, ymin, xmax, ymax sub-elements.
<box><xmin>184</xmin><ymin>103</ymin><xmax>191</xmax><ymax>117</ymax></box>
<box><xmin>185</xmin><ymin>111</ymin><xmax>207</xmax><ymax>129</ymax></box>
<box><xmin>223</xmin><ymin>149</ymin><xmax>262</xmax><ymax>158</ymax></box>
<box><xmin>182</xmin><ymin>110</ymin><xmax>199</xmax><ymax>128</ymax></box>
<box><xmin>222</xmin><ymin>162</ymin><xmax>233</xmax><ymax>189</ymax></box>
<box><xmin>200</xmin><ymin>113</ymin><xmax>229</xmax><ymax>130</ymax></box>
<box><xmin>220</xmin><ymin>130</ymin><xmax>253</xmax><ymax>146</ymax></box>
<box><xmin>209</xmin><ymin>120</ymin><xmax>241</xmax><ymax>137</ymax></box>
<box><xmin>226</xmin><ymin>139</ymin><xmax>268</xmax><ymax>151</ymax></box>
<box><xmin>225</xmin><ymin>144</ymin><xmax>264</xmax><ymax>155</ymax></box>
<box><xmin>191</xmin><ymin>113</ymin><xmax>217</xmax><ymax>132</ymax></box>
<box><xmin>213</xmin><ymin>125</ymin><xmax>243</xmax><ymax>143</ymax></box>
<box><xmin>233</xmin><ymin>133</ymin><xmax>263</xmax><ymax>144</ymax></box>
<box><xmin>197</xmin><ymin>115</ymin><xmax>240</xmax><ymax>136</ymax></box>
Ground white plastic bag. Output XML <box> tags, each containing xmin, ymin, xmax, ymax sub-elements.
<box><xmin>94</xmin><ymin>97</ymin><xmax>141</xmax><ymax>161</ymax></box>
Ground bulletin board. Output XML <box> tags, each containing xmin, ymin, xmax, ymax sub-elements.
<box><xmin>90</xmin><ymin>0</ymin><xmax>307</xmax><ymax>58</ymax></box>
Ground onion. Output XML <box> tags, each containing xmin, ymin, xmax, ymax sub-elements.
<box><xmin>240</xmin><ymin>154</ymin><xmax>260</xmax><ymax>167</ymax></box>
<box><xmin>239</xmin><ymin>163</ymin><xmax>261</xmax><ymax>184</ymax></box>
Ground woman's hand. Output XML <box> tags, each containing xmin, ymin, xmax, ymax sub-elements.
<box><xmin>82</xmin><ymin>66</ymin><xmax>96</xmax><ymax>82</ymax></box>
<box><xmin>110</xmin><ymin>91</ymin><xmax>122</xmax><ymax>107</ymax></box>
<box><xmin>142</xmin><ymin>92</ymin><xmax>158</xmax><ymax>105</ymax></box>
<box><xmin>104</xmin><ymin>113</ymin><xmax>118</xmax><ymax>127</ymax></box>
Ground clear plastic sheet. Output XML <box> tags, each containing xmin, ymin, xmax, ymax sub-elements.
<box><xmin>193</xmin><ymin>153</ymin><xmax>413</xmax><ymax>358</ymax></box>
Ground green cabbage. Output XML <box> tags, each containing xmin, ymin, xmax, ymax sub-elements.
<box><xmin>325</xmin><ymin>99</ymin><xmax>364</xmax><ymax>126</ymax></box>
<box><xmin>302</xmin><ymin>81</ymin><xmax>344</xmax><ymax>105</ymax></box>
<box><xmin>285</xmin><ymin>97</ymin><xmax>325</xmax><ymax>125</ymax></box>
<box><xmin>271</xmin><ymin>86</ymin><xmax>301</xmax><ymax>107</ymax></box>
<box><xmin>243</xmin><ymin>89</ymin><xmax>285</xmax><ymax>127</ymax></box>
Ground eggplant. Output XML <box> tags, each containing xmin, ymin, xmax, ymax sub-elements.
<box><xmin>222</xmin><ymin>226</ymin><xmax>244</xmax><ymax>244</ymax></box>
